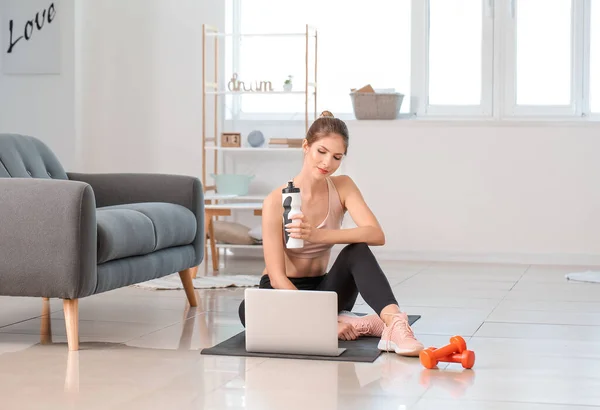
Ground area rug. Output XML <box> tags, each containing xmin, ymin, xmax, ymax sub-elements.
<box><xmin>133</xmin><ymin>273</ymin><xmax>260</xmax><ymax>290</ymax></box>
<box><xmin>565</xmin><ymin>271</ymin><xmax>600</xmax><ymax>284</ymax></box>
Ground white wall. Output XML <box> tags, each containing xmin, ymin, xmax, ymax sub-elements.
<box><xmin>79</xmin><ymin>0</ymin><xmax>223</xmax><ymax>176</ymax></box>
<box><xmin>0</xmin><ymin>0</ymin><xmax>77</xmax><ymax>169</ymax></box>
<box><xmin>343</xmin><ymin>121</ymin><xmax>599</xmax><ymax>265</ymax></box>
<box><xmin>218</xmin><ymin>119</ymin><xmax>599</xmax><ymax>265</ymax></box>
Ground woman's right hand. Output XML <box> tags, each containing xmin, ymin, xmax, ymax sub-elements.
<box><xmin>338</xmin><ymin>322</ymin><xmax>359</xmax><ymax>341</ymax></box>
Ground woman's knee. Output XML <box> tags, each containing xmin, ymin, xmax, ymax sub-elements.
<box><xmin>340</xmin><ymin>243</ymin><xmax>371</xmax><ymax>258</ymax></box>
<box><xmin>338</xmin><ymin>243</ymin><xmax>381</xmax><ymax>272</ymax></box>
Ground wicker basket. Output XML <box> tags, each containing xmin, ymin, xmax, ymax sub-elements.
<box><xmin>350</xmin><ymin>92</ymin><xmax>404</xmax><ymax>120</ymax></box>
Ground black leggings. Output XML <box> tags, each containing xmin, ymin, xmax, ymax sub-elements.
<box><xmin>238</xmin><ymin>243</ymin><xmax>398</xmax><ymax>327</ymax></box>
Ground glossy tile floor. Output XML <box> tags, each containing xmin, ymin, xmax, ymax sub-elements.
<box><xmin>2</xmin><ymin>259</ymin><xmax>600</xmax><ymax>409</ymax></box>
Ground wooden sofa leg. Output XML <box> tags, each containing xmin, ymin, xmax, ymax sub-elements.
<box><xmin>63</xmin><ymin>299</ymin><xmax>79</xmax><ymax>351</ymax></box>
<box><xmin>191</xmin><ymin>266</ymin><xmax>199</xmax><ymax>279</ymax></box>
<box><xmin>179</xmin><ymin>268</ymin><xmax>198</xmax><ymax>307</ymax></box>
<box><xmin>40</xmin><ymin>298</ymin><xmax>53</xmax><ymax>345</ymax></box>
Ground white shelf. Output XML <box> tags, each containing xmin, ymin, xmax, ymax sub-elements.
<box><xmin>214</xmin><ymin>243</ymin><xmax>263</xmax><ymax>249</ymax></box>
<box><xmin>206</xmin><ymin>32</ymin><xmax>316</xmax><ymax>38</ymax></box>
<box><xmin>204</xmin><ymin>194</ymin><xmax>266</xmax><ymax>201</ymax></box>
<box><xmin>205</xmin><ymin>202</ymin><xmax>263</xmax><ymax>210</ymax></box>
<box><xmin>205</xmin><ymin>146</ymin><xmax>302</xmax><ymax>152</ymax></box>
<box><xmin>206</xmin><ymin>239</ymin><xmax>263</xmax><ymax>250</ymax></box>
<box><xmin>205</xmin><ymin>90</ymin><xmax>310</xmax><ymax>95</ymax></box>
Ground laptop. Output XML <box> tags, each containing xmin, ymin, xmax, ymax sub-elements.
<box><xmin>244</xmin><ymin>288</ymin><xmax>346</xmax><ymax>357</ymax></box>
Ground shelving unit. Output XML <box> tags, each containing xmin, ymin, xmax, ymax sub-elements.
<box><xmin>201</xmin><ymin>23</ymin><xmax>318</xmax><ymax>272</ymax></box>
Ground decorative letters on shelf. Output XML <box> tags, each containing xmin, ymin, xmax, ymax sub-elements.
<box><xmin>227</xmin><ymin>73</ymin><xmax>275</xmax><ymax>92</ymax></box>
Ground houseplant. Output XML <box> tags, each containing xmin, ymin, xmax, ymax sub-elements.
<box><xmin>283</xmin><ymin>75</ymin><xmax>293</xmax><ymax>91</ymax></box>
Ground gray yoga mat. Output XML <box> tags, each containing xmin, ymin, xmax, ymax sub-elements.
<box><xmin>200</xmin><ymin>314</ymin><xmax>420</xmax><ymax>363</ymax></box>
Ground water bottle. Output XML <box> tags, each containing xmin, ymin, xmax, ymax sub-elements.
<box><xmin>282</xmin><ymin>180</ymin><xmax>303</xmax><ymax>248</ymax></box>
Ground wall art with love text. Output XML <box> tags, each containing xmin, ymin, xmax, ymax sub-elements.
<box><xmin>0</xmin><ymin>0</ymin><xmax>61</xmax><ymax>74</ymax></box>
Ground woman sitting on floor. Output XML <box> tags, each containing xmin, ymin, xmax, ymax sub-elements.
<box><xmin>238</xmin><ymin>111</ymin><xmax>424</xmax><ymax>357</ymax></box>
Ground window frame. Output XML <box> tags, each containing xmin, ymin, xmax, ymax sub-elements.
<box><xmin>412</xmin><ymin>0</ymin><xmax>495</xmax><ymax>117</ymax></box>
<box><xmin>501</xmin><ymin>0</ymin><xmax>587</xmax><ymax>117</ymax></box>
<box><xmin>582</xmin><ymin>0</ymin><xmax>600</xmax><ymax>118</ymax></box>
<box><xmin>227</xmin><ymin>0</ymin><xmax>599</xmax><ymax>121</ymax></box>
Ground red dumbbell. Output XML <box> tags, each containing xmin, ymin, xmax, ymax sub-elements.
<box><xmin>419</xmin><ymin>336</ymin><xmax>468</xmax><ymax>369</ymax></box>
<box><xmin>432</xmin><ymin>349</ymin><xmax>475</xmax><ymax>369</ymax></box>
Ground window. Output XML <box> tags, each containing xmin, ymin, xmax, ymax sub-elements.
<box><xmin>502</xmin><ymin>0</ymin><xmax>577</xmax><ymax>115</ymax></box>
<box><xmin>428</xmin><ymin>0</ymin><xmax>483</xmax><ymax>105</ymax></box>
<box><xmin>228</xmin><ymin>0</ymin><xmax>411</xmax><ymax>117</ymax></box>
<box><xmin>503</xmin><ymin>0</ymin><xmax>594</xmax><ymax>116</ymax></box>
<box><xmin>515</xmin><ymin>0</ymin><xmax>572</xmax><ymax>106</ymax></box>
<box><xmin>226</xmin><ymin>0</ymin><xmax>600</xmax><ymax>119</ymax></box>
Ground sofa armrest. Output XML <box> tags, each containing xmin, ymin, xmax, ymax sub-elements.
<box><xmin>67</xmin><ymin>173</ymin><xmax>204</xmax><ymax>266</ymax></box>
<box><xmin>0</xmin><ymin>178</ymin><xmax>97</xmax><ymax>299</ymax></box>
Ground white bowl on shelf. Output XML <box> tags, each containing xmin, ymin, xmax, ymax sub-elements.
<box><xmin>210</xmin><ymin>174</ymin><xmax>255</xmax><ymax>196</ymax></box>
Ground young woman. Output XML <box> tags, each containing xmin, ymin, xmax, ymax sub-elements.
<box><xmin>238</xmin><ymin>111</ymin><xmax>424</xmax><ymax>357</ymax></box>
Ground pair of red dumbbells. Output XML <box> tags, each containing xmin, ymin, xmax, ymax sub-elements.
<box><xmin>419</xmin><ymin>335</ymin><xmax>475</xmax><ymax>369</ymax></box>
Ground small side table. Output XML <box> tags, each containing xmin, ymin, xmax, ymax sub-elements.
<box><xmin>204</xmin><ymin>202</ymin><xmax>263</xmax><ymax>273</ymax></box>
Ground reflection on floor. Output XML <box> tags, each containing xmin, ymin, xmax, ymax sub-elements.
<box><xmin>1</xmin><ymin>258</ymin><xmax>600</xmax><ymax>409</ymax></box>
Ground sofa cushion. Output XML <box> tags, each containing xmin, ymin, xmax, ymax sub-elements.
<box><xmin>96</xmin><ymin>202</ymin><xmax>197</xmax><ymax>264</ymax></box>
<box><xmin>0</xmin><ymin>134</ymin><xmax>68</xmax><ymax>179</ymax></box>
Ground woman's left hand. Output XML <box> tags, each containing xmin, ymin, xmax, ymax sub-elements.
<box><xmin>285</xmin><ymin>214</ymin><xmax>320</xmax><ymax>243</ymax></box>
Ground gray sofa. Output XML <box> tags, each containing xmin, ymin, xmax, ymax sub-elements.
<box><xmin>0</xmin><ymin>134</ymin><xmax>204</xmax><ymax>350</ymax></box>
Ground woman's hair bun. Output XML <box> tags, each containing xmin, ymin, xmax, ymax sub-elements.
<box><xmin>319</xmin><ymin>110</ymin><xmax>334</xmax><ymax>118</ymax></box>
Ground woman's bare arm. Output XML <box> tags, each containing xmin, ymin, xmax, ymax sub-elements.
<box><xmin>314</xmin><ymin>176</ymin><xmax>385</xmax><ymax>246</ymax></box>
<box><xmin>262</xmin><ymin>191</ymin><xmax>297</xmax><ymax>290</ymax></box>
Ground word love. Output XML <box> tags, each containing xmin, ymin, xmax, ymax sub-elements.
<box><xmin>6</xmin><ymin>2</ymin><xmax>57</xmax><ymax>54</ymax></box>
